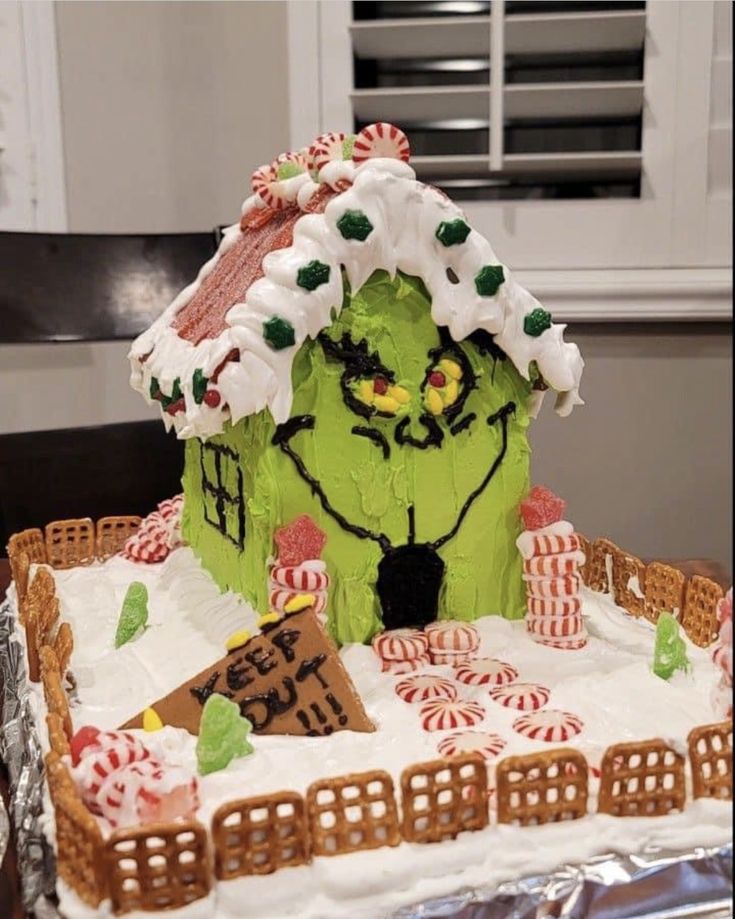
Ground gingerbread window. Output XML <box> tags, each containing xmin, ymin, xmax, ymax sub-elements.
<box><xmin>199</xmin><ymin>442</ymin><xmax>246</xmax><ymax>549</ymax></box>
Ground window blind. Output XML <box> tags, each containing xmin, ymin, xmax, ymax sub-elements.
<box><xmin>351</xmin><ymin>0</ymin><xmax>646</xmax><ymax>199</ymax></box>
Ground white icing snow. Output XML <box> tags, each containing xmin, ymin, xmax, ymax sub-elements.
<box><xmin>8</xmin><ymin>551</ymin><xmax>731</xmax><ymax>919</ymax></box>
<box><xmin>129</xmin><ymin>158</ymin><xmax>584</xmax><ymax>440</ymax></box>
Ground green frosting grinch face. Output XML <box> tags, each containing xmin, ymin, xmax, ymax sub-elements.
<box><xmin>183</xmin><ymin>270</ymin><xmax>532</xmax><ymax>643</ymax></box>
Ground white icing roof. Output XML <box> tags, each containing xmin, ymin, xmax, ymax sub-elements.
<box><xmin>129</xmin><ymin>158</ymin><xmax>584</xmax><ymax>439</ymax></box>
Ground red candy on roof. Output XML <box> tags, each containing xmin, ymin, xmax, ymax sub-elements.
<box><xmin>519</xmin><ymin>485</ymin><xmax>566</xmax><ymax>531</ymax></box>
<box><xmin>274</xmin><ymin>515</ymin><xmax>327</xmax><ymax>566</ymax></box>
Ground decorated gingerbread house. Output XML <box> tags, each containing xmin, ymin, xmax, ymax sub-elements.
<box><xmin>129</xmin><ymin>124</ymin><xmax>584</xmax><ymax>644</ymax></box>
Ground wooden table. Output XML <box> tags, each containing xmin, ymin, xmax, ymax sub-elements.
<box><xmin>0</xmin><ymin>556</ymin><xmax>730</xmax><ymax>918</ymax></box>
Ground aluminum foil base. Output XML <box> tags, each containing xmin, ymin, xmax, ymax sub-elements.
<box><xmin>1</xmin><ymin>597</ymin><xmax>732</xmax><ymax>919</ymax></box>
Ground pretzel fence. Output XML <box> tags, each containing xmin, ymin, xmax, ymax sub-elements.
<box><xmin>5</xmin><ymin>522</ymin><xmax>732</xmax><ymax>913</ymax></box>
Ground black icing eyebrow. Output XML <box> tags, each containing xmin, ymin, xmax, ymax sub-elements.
<box><xmin>318</xmin><ymin>331</ymin><xmax>396</xmax><ymax>420</ymax></box>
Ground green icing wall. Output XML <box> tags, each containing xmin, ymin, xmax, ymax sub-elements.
<box><xmin>182</xmin><ymin>270</ymin><xmax>532</xmax><ymax>644</ymax></box>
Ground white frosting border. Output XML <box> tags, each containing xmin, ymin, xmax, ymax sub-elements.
<box><xmin>129</xmin><ymin>159</ymin><xmax>584</xmax><ymax>440</ymax></box>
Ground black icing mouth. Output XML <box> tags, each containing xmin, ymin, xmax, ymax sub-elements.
<box><xmin>272</xmin><ymin>401</ymin><xmax>515</xmax><ymax>628</ymax></box>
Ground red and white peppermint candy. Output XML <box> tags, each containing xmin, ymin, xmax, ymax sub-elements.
<box><xmin>489</xmin><ymin>682</ymin><xmax>550</xmax><ymax>711</ymax></box>
<box><xmin>381</xmin><ymin>653</ymin><xmax>430</xmax><ymax>675</ymax></box>
<box><xmin>251</xmin><ymin>163</ymin><xmax>290</xmax><ymax>210</ymax></box>
<box><xmin>454</xmin><ymin>658</ymin><xmax>518</xmax><ymax>687</ymax></box>
<box><xmin>372</xmin><ymin>629</ymin><xmax>429</xmax><ymax>661</ymax></box>
<box><xmin>395</xmin><ymin>674</ymin><xmax>458</xmax><ymax>704</ymax></box>
<box><xmin>437</xmin><ymin>730</ymin><xmax>506</xmax><ymax>761</ymax></box>
<box><xmin>273</xmin><ymin>150</ymin><xmax>308</xmax><ymax>175</ymax></box>
<box><xmin>425</xmin><ymin>621</ymin><xmax>479</xmax><ymax>653</ymax></box>
<box><xmin>525</xmin><ymin>574</ymin><xmax>580</xmax><ymax>599</ymax></box>
<box><xmin>270</xmin><ymin>563</ymin><xmax>329</xmax><ymax>591</ymax></box>
<box><xmin>96</xmin><ymin>759</ymin><xmax>200</xmax><ymax>829</ymax></box>
<box><xmin>122</xmin><ymin>511</ymin><xmax>170</xmax><ymax>563</ymax></box>
<box><xmin>157</xmin><ymin>494</ymin><xmax>183</xmax><ymax>521</ymax></box>
<box><xmin>512</xmin><ymin>709</ymin><xmax>584</xmax><ymax>743</ymax></box>
<box><xmin>309</xmin><ymin>132</ymin><xmax>347</xmax><ymax>173</ymax></box>
<box><xmin>537</xmin><ymin>634</ymin><xmax>588</xmax><ymax>651</ymax></box>
<box><xmin>526</xmin><ymin>614</ymin><xmax>585</xmax><ymax>639</ymax></box>
<box><xmin>527</xmin><ymin>596</ymin><xmax>581</xmax><ymax>617</ymax></box>
<box><xmin>429</xmin><ymin>649</ymin><xmax>477</xmax><ymax>666</ymax></box>
<box><xmin>522</xmin><ymin>532</ymin><xmax>581</xmax><ymax>559</ymax></box>
<box><xmin>74</xmin><ymin>733</ymin><xmax>151</xmax><ymax>806</ymax></box>
<box><xmin>269</xmin><ymin>588</ymin><xmax>326</xmax><ymax>614</ymax></box>
<box><xmin>419</xmin><ymin>698</ymin><xmax>485</xmax><ymax>732</ymax></box>
<box><xmin>523</xmin><ymin>551</ymin><xmax>584</xmax><ymax>578</ymax></box>
<box><xmin>352</xmin><ymin>123</ymin><xmax>410</xmax><ymax>164</ymax></box>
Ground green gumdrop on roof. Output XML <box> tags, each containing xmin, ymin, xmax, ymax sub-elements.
<box><xmin>474</xmin><ymin>264</ymin><xmax>505</xmax><ymax>297</ymax></box>
<box><xmin>192</xmin><ymin>368</ymin><xmax>208</xmax><ymax>404</ymax></box>
<box><xmin>115</xmin><ymin>581</ymin><xmax>149</xmax><ymax>648</ymax></box>
<box><xmin>435</xmin><ymin>219</ymin><xmax>471</xmax><ymax>247</ymax></box>
<box><xmin>523</xmin><ymin>307</ymin><xmax>553</xmax><ymax>338</ymax></box>
<box><xmin>263</xmin><ymin>315</ymin><xmax>296</xmax><ymax>351</ymax></box>
<box><xmin>297</xmin><ymin>260</ymin><xmax>331</xmax><ymax>291</ymax></box>
<box><xmin>342</xmin><ymin>135</ymin><xmax>356</xmax><ymax>159</ymax></box>
<box><xmin>196</xmin><ymin>693</ymin><xmax>254</xmax><ymax>776</ymax></box>
<box><xmin>653</xmin><ymin>611</ymin><xmax>690</xmax><ymax>680</ymax></box>
<box><xmin>276</xmin><ymin>161</ymin><xmax>305</xmax><ymax>181</ymax></box>
<box><xmin>337</xmin><ymin>209</ymin><xmax>374</xmax><ymax>241</ymax></box>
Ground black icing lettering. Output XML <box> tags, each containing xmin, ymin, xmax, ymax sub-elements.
<box><xmin>239</xmin><ymin>677</ymin><xmax>298</xmax><ymax>730</ymax></box>
<box><xmin>190</xmin><ymin>672</ymin><xmax>228</xmax><ymax>706</ymax></box>
<box><xmin>325</xmin><ymin>692</ymin><xmax>349</xmax><ymax>727</ymax></box>
<box><xmin>244</xmin><ymin>646</ymin><xmax>277</xmax><ymax>676</ymax></box>
<box><xmin>295</xmin><ymin>654</ymin><xmax>328</xmax><ymax>688</ymax></box>
<box><xmin>310</xmin><ymin>702</ymin><xmax>327</xmax><ymax>725</ymax></box>
<box><xmin>226</xmin><ymin>658</ymin><xmax>254</xmax><ymax>692</ymax></box>
<box><xmin>272</xmin><ymin>628</ymin><xmax>301</xmax><ymax>664</ymax></box>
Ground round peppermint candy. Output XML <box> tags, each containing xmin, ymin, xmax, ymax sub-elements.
<box><xmin>352</xmin><ymin>122</ymin><xmax>410</xmax><ymax>164</ymax></box>
<box><xmin>454</xmin><ymin>658</ymin><xmax>518</xmax><ymax>687</ymax></box>
<box><xmin>420</xmin><ymin>698</ymin><xmax>486</xmax><ymax>732</ymax></box>
<box><xmin>425</xmin><ymin>621</ymin><xmax>479</xmax><ymax>653</ymax></box>
<box><xmin>489</xmin><ymin>682</ymin><xmax>550</xmax><ymax>711</ymax></box>
<box><xmin>381</xmin><ymin>653</ymin><xmax>430</xmax><ymax>675</ymax></box>
<box><xmin>512</xmin><ymin>709</ymin><xmax>584</xmax><ymax>743</ymax></box>
<box><xmin>526</xmin><ymin>614</ymin><xmax>584</xmax><ymax>639</ymax></box>
<box><xmin>527</xmin><ymin>596</ymin><xmax>581</xmax><ymax>617</ymax></box>
<box><xmin>270</xmin><ymin>564</ymin><xmax>329</xmax><ymax>591</ymax></box>
<box><xmin>372</xmin><ymin>629</ymin><xmax>429</xmax><ymax>661</ymax></box>
<box><xmin>525</xmin><ymin>574</ymin><xmax>580</xmax><ymax>599</ymax></box>
<box><xmin>437</xmin><ymin>730</ymin><xmax>506</xmax><ymax>761</ymax></box>
<box><xmin>523</xmin><ymin>551</ymin><xmax>584</xmax><ymax>578</ymax></box>
<box><xmin>429</xmin><ymin>649</ymin><xmax>477</xmax><ymax>666</ymax></box>
<box><xmin>537</xmin><ymin>634</ymin><xmax>588</xmax><ymax>651</ymax></box>
<box><xmin>309</xmin><ymin>131</ymin><xmax>347</xmax><ymax>173</ymax></box>
<box><xmin>251</xmin><ymin>163</ymin><xmax>290</xmax><ymax>210</ymax></box>
<box><xmin>395</xmin><ymin>674</ymin><xmax>458</xmax><ymax>704</ymax></box>
<box><xmin>269</xmin><ymin>589</ymin><xmax>326</xmax><ymax>615</ymax></box>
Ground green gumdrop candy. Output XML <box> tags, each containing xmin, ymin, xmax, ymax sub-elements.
<box><xmin>653</xmin><ymin>611</ymin><xmax>689</xmax><ymax>680</ymax></box>
<box><xmin>114</xmin><ymin>581</ymin><xmax>149</xmax><ymax>648</ymax></box>
<box><xmin>342</xmin><ymin>135</ymin><xmax>356</xmax><ymax>159</ymax></box>
<box><xmin>276</xmin><ymin>161</ymin><xmax>305</xmax><ymax>181</ymax></box>
<box><xmin>196</xmin><ymin>693</ymin><xmax>254</xmax><ymax>776</ymax></box>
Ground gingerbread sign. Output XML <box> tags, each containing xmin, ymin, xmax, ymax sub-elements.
<box><xmin>122</xmin><ymin>608</ymin><xmax>374</xmax><ymax>736</ymax></box>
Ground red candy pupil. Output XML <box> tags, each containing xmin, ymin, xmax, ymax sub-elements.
<box><xmin>428</xmin><ymin>370</ymin><xmax>446</xmax><ymax>388</ymax></box>
<box><xmin>373</xmin><ymin>377</ymin><xmax>389</xmax><ymax>395</ymax></box>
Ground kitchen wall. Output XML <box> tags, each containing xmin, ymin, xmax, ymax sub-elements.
<box><xmin>0</xmin><ymin>1</ymin><xmax>731</xmax><ymax>570</ymax></box>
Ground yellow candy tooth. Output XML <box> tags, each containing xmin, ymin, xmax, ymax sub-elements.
<box><xmin>444</xmin><ymin>379</ymin><xmax>459</xmax><ymax>404</ymax></box>
<box><xmin>389</xmin><ymin>385</ymin><xmax>411</xmax><ymax>404</ymax></box>
<box><xmin>225</xmin><ymin>629</ymin><xmax>252</xmax><ymax>651</ymax></box>
<box><xmin>373</xmin><ymin>394</ymin><xmax>400</xmax><ymax>413</ymax></box>
<box><xmin>439</xmin><ymin>358</ymin><xmax>463</xmax><ymax>380</ymax></box>
<box><xmin>257</xmin><ymin>612</ymin><xmax>281</xmax><ymax>628</ymax></box>
<box><xmin>425</xmin><ymin>388</ymin><xmax>444</xmax><ymax>416</ymax></box>
<box><xmin>357</xmin><ymin>380</ymin><xmax>374</xmax><ymax>403</ymax></box>
<box><xmin>143</xmin><ymin>707</ymin><xmax>163</xmax><ymax>732</ymax></box>
<box><xmin>284</xmin><ymin>593</ymin><xmax>316</xmax><ymax>614</ymax></box>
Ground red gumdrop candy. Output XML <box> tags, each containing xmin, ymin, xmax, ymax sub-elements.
<box><xmin>373</xmin><ymin>377</ymin><xmax>389</xmax><ymax>395</ymax></box>
<box><xmin>519</xmin><ymin>485</ymin><xmax>567</xmax><ymax>531</ymax></box>
<box><xmin>274</xmin><ymin>515</ymin><xmax>327</xmax><ymax>566</ymax></box>
<box><xmin>428</xmin><ymin>370</ymin><xmax>446</xmax><ymax>388</ymax></box>
<box><xmin>70</xmin><ymin>725</ymin><xmax>101</xmax><ymax>766</ymax></box>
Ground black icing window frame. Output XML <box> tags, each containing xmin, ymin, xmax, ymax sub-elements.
<box><xmin>200</xmin><ymin>441</ymin><xmax>246</xmax><ymax>550</ymax></box>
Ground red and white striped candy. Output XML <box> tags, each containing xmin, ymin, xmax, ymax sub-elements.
<box><xmin>269</xmin><ymin>588</ymin><xmax>326</xmax><ymax>614</ymax></box>
<box><xmin>429</xmin><ymin>649</ymin><xmax>477</xmax><ymax>666</ymax></box>
<box><xmin>523</xmin><ymin>551</ymin><xmax>585</xmax><ymax>578</ymax></box>
<box><xmin>309</xmin><ymin>132</ymin><xmax>347</xmax><ymax>173</ymax></box>
<box><xmin>270</xmin><ymin>564</ymin><xmax>329</xmax><ymax>591</ymax></box>
<box><xmin>425</xmin><ymin>621</ymin><xmax>479</xmax><ymax>653</ymax></box>
<box><xmin>96</xmin><ymin>759</ymin><xmax>200</xmax><ymax>828</ymax></box>
<box><xmin>395</xmin><ymin>674</ymin><xmax>458</xmax><ymax>704</ymax></box>
<box><xmin>454</xmin><ymin>658</ymin><xmax>518</xmax><ymax>687</ymax></box>
<box><xmin>251</xmin><ymin>163</ymin><xmax>290</xmax><ymax>210</ymax></box>
<box><xmin>522</xmin><ymin>533</ymin><xmax>581</xmax><ymax>559</ymax></box>
<box><xmin>352</xmin><ymin>123</ymin><xmax>410</xmax><ymax>164</ymax></box>
<box><xmin>512</xmin><ymin>709</ymin><xmax>584</xmax><ymax>743</ymax></box>
<box><xmin>96</xmin><ymin>758</ymin><xmax>166</xmax><ymax>823</ymax></box>
<box><xmin>273</xmin><ymin>150</ymin><xmax>308</xmax><ymax>175</ymax></box>
<box><xmin>525</xmin><ymin>575</ymin><xmax>580</xmax><ymax>599</ymax></box>
<box><xmin>437</xmin><ymin>730</ymin><xmax>506</xmax><ymax>761</ymax></box>
<box><xmin>157</xmin><ymin>494</ymin><xmax>183</xmax><ymax>521</ymax></box>
<box><xmin>526</xmin><ymin>614</ymin><xmax>585</xmax><ymax>639</ymax></box>
<box><xmin>489</xmin><ymin>682</ymin><xmax>550</xmax><ymax>711</ymax></box>
<box><xmin>537</xmin><ymin>634</ymin><xmax>588</xmax><ymax>651</ymax></box>
<box><xmin>372</xmin><ymin>629</ymin><xmax>429</xmax><ymax>661</ymax></box>
<box><xmin>527</xmin><ymin>596</ymin><xmax>581</xmax><ymax>617</ymax></box>
<box><xmin>122</xmin><ymin>510</ymin><xmax>170</xmax><ymax>563</ymax></box>
<box><xmin>75</xmin><ymin>733</ymin><xmax>151</xmax><ymax>805</ymax></box>
<box><xmin>419</xmin><ymin>698</ymin><xmax>485</xmax><ymax>732</ymax></box>
<box><xmin>381</xmin><ymin>653</ymin><xmax>430</xmax><ymax>675</ymax></box>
